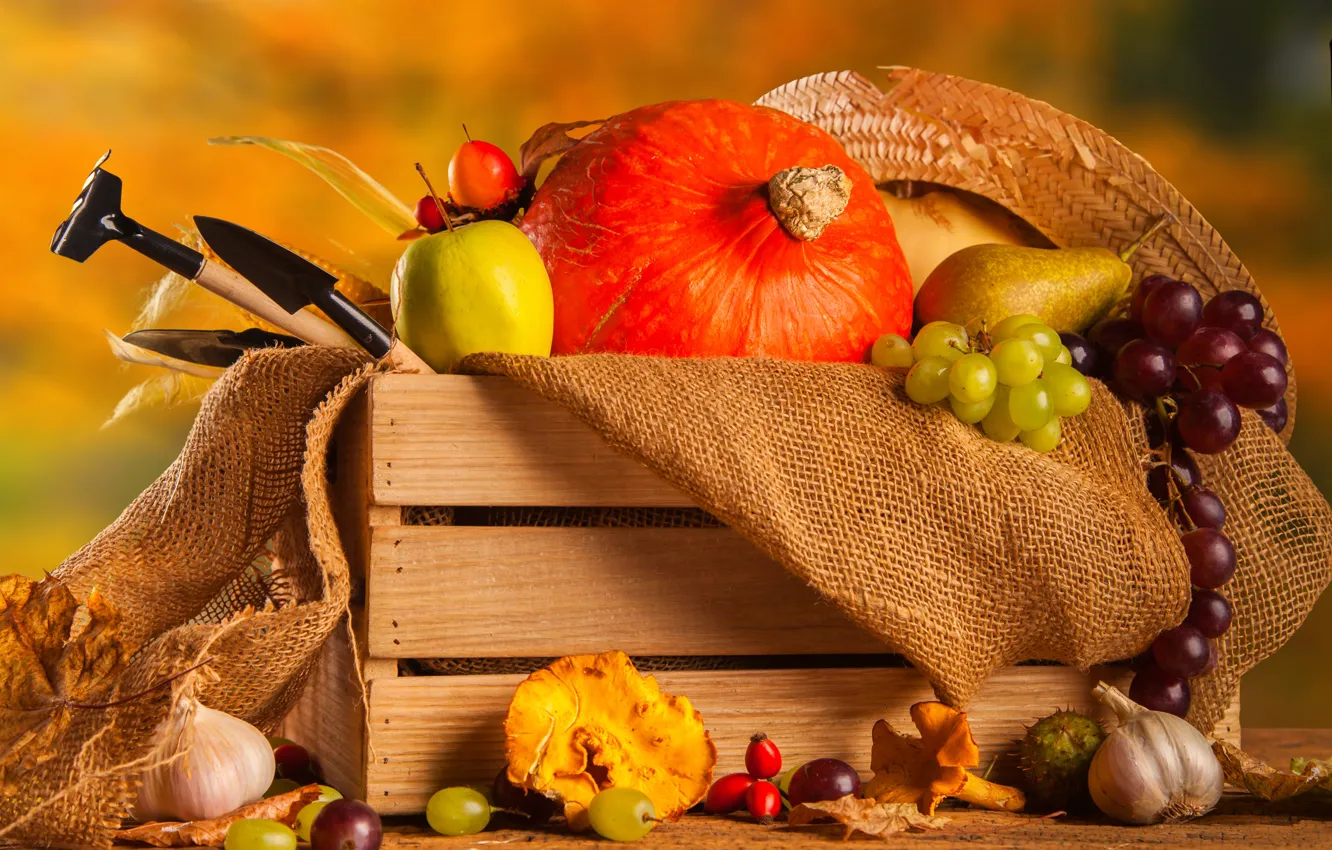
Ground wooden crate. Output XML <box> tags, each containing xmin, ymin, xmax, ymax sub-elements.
<box><xmin>282</xmin><ymin>374</ymin><xmax>1240</xmax><ymax>815</ymax></box>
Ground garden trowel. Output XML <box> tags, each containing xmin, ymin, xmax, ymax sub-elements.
<box><xmin>194</xmin><ymin>216</ymin><xmax>434</xmax><ymax>373</ymax></box>
<box><xmin>123</xmin><ymin>328</ymin><xmax>305</xmax><ymax>369</ymax></box>
<box><xmin>51</xmin><ymin>152</ymin><xmax>359</xmax><ymax>350</ymax></box>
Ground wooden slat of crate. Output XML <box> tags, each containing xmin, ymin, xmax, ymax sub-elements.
<box><xmin>368</xmin><ymin>374</ymin><xmax>694</xmax><ymax>507</ymax></box>
<box><xmin>360</xmin><ymin>665</ymin><xmax>1240</xmax><ymax>815</ymax></box>
<box><xmin>366</xmin><ymin>526</ymin><xmax>885</xmax><ymax>658</ymax></box>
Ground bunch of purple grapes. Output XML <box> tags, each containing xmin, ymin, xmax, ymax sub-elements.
<box><xmin>1057</xmin><ymin>277</ymin><xmax>1290</xmax><ymax>718</ymax></box>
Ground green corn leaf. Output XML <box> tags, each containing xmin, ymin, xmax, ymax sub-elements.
<box><xmin>209</xmin><ymin>136</ymin><xmax>418</xmax><ymax>237</ymax></box>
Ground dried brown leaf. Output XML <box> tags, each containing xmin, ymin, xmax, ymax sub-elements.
<box><xmin>789</xmin><ymin>795</ymin><xmax>950</xmax><ymax>840</ymax></box>
<box><xmin>115</xmin><ymin>784</ymin><xmax>321</xmax><ymax>847</ymax></box>
<box><xmin>1213</xmin><ymin>741</ymin><xmax>1330</xmax><ymax>801</ymax></box>
<box><xmin>0</xmin><ymin>576</ymin><xmax>136</xmax><ymax>791</ymax></box>
<box><xmin>1291</xmin><ymin>756</ymin><xmax>1332</xmax><ymax>792</ymax></box>
<box><xmin>518</xmin><ymin>119</ymin><xmax>605</xmax><ymax>180</ymax></box>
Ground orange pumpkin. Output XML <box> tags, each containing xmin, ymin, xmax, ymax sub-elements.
<box><xmin>521</xmin><ymin>99</ymin><xmax>913</xmax><ymax>361</ymax></box>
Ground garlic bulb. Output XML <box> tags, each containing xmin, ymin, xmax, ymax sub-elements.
<box><xmin>1087</xmin><ymin>681</ymin><xmax>1223</xmax><ymax>824</ymax></box>
<box><xmin>136</xmin><ymin>698</ymin><xmax>275</xmax><ymax>822</ymax></box>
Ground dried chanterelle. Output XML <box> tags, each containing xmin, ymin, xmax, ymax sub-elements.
<box><xmin>865</xmin><ymin>701</ymin><xmax>1026</xmax><ymax>816</ymax></box>
<box><xmin>503</xmin><ymin>651</ymin><xmax>717</xmax><ymax>830</ymax></box>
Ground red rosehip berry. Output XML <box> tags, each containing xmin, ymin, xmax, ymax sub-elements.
<box><xmin>704</xmin><ymin>772</ymin><xmax>754</xmax><ymax>814</ymax></box>
<box><xmin>413</xmin><ymin>195</ymin><xmax>446</xmax><ymax>232</ymax></box>
<box><xmin>745</xmin><ymin>780</ymin><xmax>782</xmax><ymax>824</ymax></box>
<box><xmin>745</xmin><ymin>732</ymin><xmax>782</xmax><ymax>779</ymax></box>
<box><xmin>273</xmin><ymin>742</ymin><xmax>311</xmax><ymax>780</ymax></box>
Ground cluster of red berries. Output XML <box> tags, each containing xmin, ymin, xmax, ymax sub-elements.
<box><xmin>413</xmin><ymin>130</ymin><xmax>525</xmax><ymax>233</ymax></box>
<box><xmin>704</xmin><ymin>734</ymin><xmax>784</xmax><ymax>824</ymax></box>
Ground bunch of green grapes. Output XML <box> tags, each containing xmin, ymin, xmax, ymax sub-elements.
<box><xmin>871</xmin><ymin>314</ymin><xmax>1092</xmax><ymax>452</ymax></box>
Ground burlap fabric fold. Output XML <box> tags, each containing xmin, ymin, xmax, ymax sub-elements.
<box><xmin>462</xmin><ymin>352</ymin><xmax>1332</xmax><ymax>733</ymax></box>
<box><xmin>2</xmin><ymin>348</ymin><xmax>370</xmax><ymax>848</ymax></box>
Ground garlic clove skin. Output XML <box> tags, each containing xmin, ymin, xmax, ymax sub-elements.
<box><xmin>135</xmin><ymin>698</ymin><xmax>276</xmax><ymax>823</ymax></box>
<box><xmin>1087</xmin><ymin>681</ymin><xmax>1223</xmax><ymax>825</ymax></box>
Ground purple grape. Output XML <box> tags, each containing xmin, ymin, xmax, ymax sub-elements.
<box><xmin>1221</xmin><ymin>351</ymin><xmax>1287</xmax><ymax>409</ymax></box>
<box><xmin>1089</xmin><ymin>318</ymin><xmax>1145</xmax><ymax>363</ymax></box>
<box><xmin>1198</xmin><ymin>639</ymin><xmax>1219</xmax><ymax>676</ymax></box>
<box><xmin>1152</xmin><ymin>624</ymin><xmax>1211</xmax><ymax>678</ymax></box>
<box><xmin>1142</xmin><ymin>279</ymin><xmax>1203</xmax><ymax>346</ymax></box>
<box><xmin>1059</xmin><ymin>332</ymin><xmax>1099</xmax><ymax>377</ymax></box>
<box><xmin>1182</xmin><ymin>528</ymin><xmax>1236</xmax><ymax>589</ymax></box>
<box><xmin>1202</xmin><ymin>290</ymin><xmax>1264</xmax><ymax>340</ymax></box>
<box><xmin>1178</xmin><ymin>486</ymin><xmax>1226</xmax><ymax>530</ymax></box>
<box><xmin>1130</xmin><ymin>274</ymin><xmax>1173</xmax><ymax>323</ymax></box>
<box><xmin>310</xmin><ymin>799</ymin><xmax>383</xmax><ymax>850</ymax></box>
<box><xmin>1129</xmin><ymin>663</ymin><xmax>1191</xmax><ymax>717</ymax></box>
<box><xmin>1115</xmin><ymin>340</ymin><xmax>1177</xmax><ymax>400</ymax></box>
<box><xmin>1147</xmin><ymin>447</ymin><xmax>1200</xmax><ymax>501</ymax></box>
<box><xmin>1177</xmin><ymin>327</ymin><xmax>1246</xmax><ymax>368</ymax></box>
<box><xmin>1186</xmin><ymin>589</ymin><xmax>1233</xmax><ymax>638</ymax></box>
<box><xmin>1257</xmin><ymin>398</ymin><xmax>1288</xmax><ymax>433</ymax></box>
<box><xmin>787</xmin><ymin>758</ymin><xmax>861</xmax><ymax>806</ymax></box>
<box><xmin>1247</xmin><ymin>329</ymin><xmax>1288</xmax><ymax>367</ymax></box>
<box><xmin>1175</xmin><ymin>389</ymin><xmax>1241</xmax><ymax>454</ymax></box>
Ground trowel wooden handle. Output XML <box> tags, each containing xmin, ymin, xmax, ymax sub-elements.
<box><xmin>384</xmin><ymin>339</ymin><xmax>436</xmax><ymax>374</ymax></box>
<box><xmin>194</xmin><ymin>260</ymin><xmax>360</xmax><ymax>349</ymax></box>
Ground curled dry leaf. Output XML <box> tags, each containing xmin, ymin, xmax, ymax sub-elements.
<box><xmin>1213</xmin><ymin>741</ymin><xmax>1330</xmax><ymax>801</ymax></box>
<box><xmin>864</xmin><ymin>701</ymin><xmax>1026</xmax><ymax>816</ymax></box>
<box><xmin>115</xmin><ymin>784</ymin><xmax>321</xmax><ymax>847</ymax></box>
<box><xmin>503</xmin><ymin>650</ymin><xmax>716</xmax><ymax>831</ymax></box>
<box><xmin>0</xmin><ymin>575</ymin><xmax>136</xmax><ymax>793</ymax></box>
<box><xmin>517</xmin><ymin>119</ymin><xmax>605</xmax><ymax>180</ymax></box>
<box><xmin>1290</xmin><ymin>756</ymin><xmax>1332</xmax><ymax>792</ymax></box>
<box><xmin>789</xmin><ymin>795</ymin><xmax>950</xmax><ymax>840</ymax></box>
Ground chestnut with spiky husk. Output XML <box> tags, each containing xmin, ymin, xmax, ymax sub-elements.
<box><xmin>1018</xmin><ymin>709</ymin><xmax>1106</xmax><ymax>812</ymax></box>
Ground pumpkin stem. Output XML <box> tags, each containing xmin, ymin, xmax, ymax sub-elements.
<box><xmin>768</xmin><ymin>165</ymin><xmax>850</xmax><ymax>241</ymax></box>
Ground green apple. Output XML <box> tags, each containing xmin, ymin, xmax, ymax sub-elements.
<box><xmin>390</xmin><ymin>219</ymin><xmax>553</xmax><ymax>372</ymax></box>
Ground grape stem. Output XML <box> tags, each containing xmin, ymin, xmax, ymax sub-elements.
<box><xmin>1153</xmin><ymin>396</ymin><xmax>1196</xmax><ymax>532</ymax></box>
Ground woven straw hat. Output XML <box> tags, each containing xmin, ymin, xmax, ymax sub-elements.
<box><xmin>757</xmin><ymin>69</ymin><xmax>1296</xmax><ymax>437</ymax></box>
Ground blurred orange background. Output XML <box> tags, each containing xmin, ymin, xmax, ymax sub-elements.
<box><xmin>1</xmin><ymin>1</ymin><xmax>1329</xmax><ymax>725</ymax></box>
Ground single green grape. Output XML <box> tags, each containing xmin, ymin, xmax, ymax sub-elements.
<box><xmin>1044</xmin><ymin>362</ymin><xmax>1092</xmax><ymax>417</ymax></box>
<box><xmin>1020</xmin><ymin>417</ymin><xmax>1063</xmax><ymax>452</ymax></box>
<box><xmin>870</xmin><ymin>333</ymin><xmax>914</xmax><ymax>369</ymax></box>
<box><xmin>777</xmin><ymin>767</ymin><xmax>796</xmax><ymax>796</ymax></box>
<box><xmin>911</xmin><ymin>322</ymin><xmax>969</xmax><ymax>363</ymax></box>
<box><xmin>294</xmin><ymin>801</ymin><xmax>328</xmax><ymax>842</ymax></box>
<box><xmin>990</xmin><ymin>313</ymin><xmax>1043</xmax><ymax>342</ymax></box>
<box><xmin>950</xmin><ymin>393</ymin><xmax>996</xmax><ymax>424</ymax></box>
<box><xmin>316</xmin><ymin>785</ymin><xmax>343</xmax><ymax>802</ymax></box>
<box><xmin>905</xmin><ymin>356</ymin><xmax>953</xmax><ymax>405</ymax></box>
<box><xmin>981</xmin><ymin>386</ymin><xmax>1021</xmax><ymax>442</ymax></box>
<box><xmin>224</xmin><ymin>819</ymin><xmax>296</xmax><ymax>850</ymax></box>
<box><xmin>989</xmin><ymin>339</ymin><xmax>1043</xmax><ymax>387</ymax></box>
<box><xmin>948</xmin><ymin>353</ymin><xmax>998</xmax><ymax>404</ymax></box>
<box><xmin>1008</xmin><ymin>378</ymin><xmax>1053</xmax><ymax>431</ymax></box>
<box><xmin>263</xmin><ymin>778</ymin><xmax>299</xmax><ymax>798</ymax></box>
<box><xmin>427</xmin><ymin>786</ymin><xmax>491</xmax><ymax>837</ymax></box>
<box><xmin>588</xmin><ymin>787</ymin><xmax>657</xmax><ymax>843</ymax></box>
<box><xmin>1012</xmin><ymin>323</ymin><xmax>1063</xmax><ymax>364</ymax></box>
<box><xmin>1054</xmin><ymin>345</ymin><xmax>1073</xmax><ymax>365</ymax></box>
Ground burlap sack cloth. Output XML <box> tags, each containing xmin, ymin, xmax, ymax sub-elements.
<box><xmin>6</xmin><ymin>340</ymin><xmax>1329</xmax><ymax>846</ymax></box>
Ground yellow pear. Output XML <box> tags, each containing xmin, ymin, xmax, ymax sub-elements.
<box><xmin>913</xmin><ymin>217</ymin><xmax>1171</xmax><ymax>334</ymax></box>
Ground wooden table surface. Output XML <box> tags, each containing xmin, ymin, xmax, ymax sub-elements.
<box><xmin>112</xmin><ymin>729</ymin><xmax>1332</xmax><ymax>848</ymax></box>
